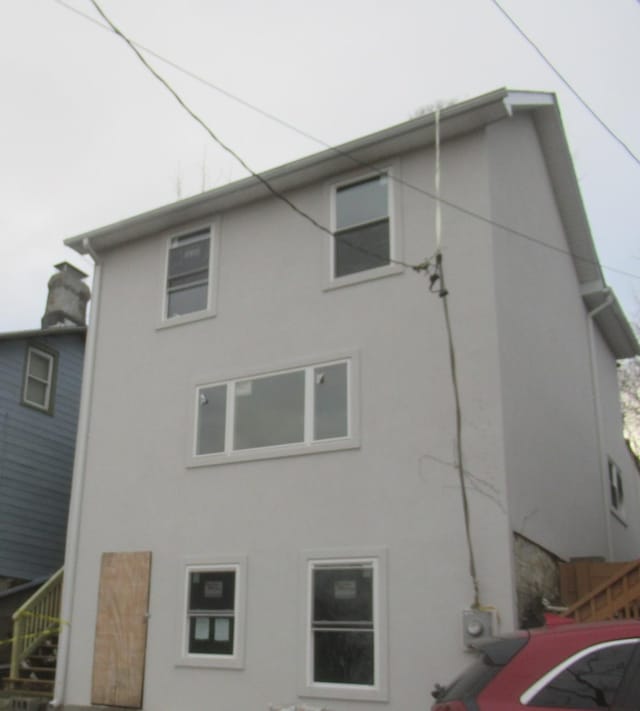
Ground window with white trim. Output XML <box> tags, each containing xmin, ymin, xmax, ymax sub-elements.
<box><xmin>333</xmin><ymin>174</ymin><xmax>390</xmax><ymax>278</ymax></box>
<box><xmin>22</xmin><ymin>346</ymin><xmax>56</xmax><ymax>413</ymax></box>
<box><xmin>194</xmin><ymin>358</ymin><xmax>353</xmax><ymax>463</ymax></box>
<box><xmin>178</xmin><ymin>558</ymin><xmax>246</xmax><ymax>669</ymax></box>
<box><xmin>166</xmin><ymin>229</ymin><xmax>211</xmax><ymax>318</ymax></box>
<box><xmin>301</xmin><ymin>550</ymin><xmax>388</xmax><ymax>702</ymax></box>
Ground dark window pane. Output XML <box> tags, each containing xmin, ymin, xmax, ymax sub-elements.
<box><xmin>196</xmin><ymin>385</ymin><xmax>226</xmax><ymax>455</ymax></box>
<box><xmin>314</xmin><ymin>363</ymin><xmax>348</xmax><ymax>440</ymax></box>
<box><xmin>313</xmin><ymin>567</ymin><xmax>373</xmax><ymax>623</ymax></box>
<box><xmin>334</xmin><ymin>220</ymin><xmax>390</xmax><ymax>277</ymax></box>
<box><xmin>336</xmin><ymin>176</ymin><xmax>388</xmax><ymax>230</ymax></box>
<box><xmin>168</xmin><ymin>234</ymin><xmax>210</xmax><ymax>279</ymax></box>
<box><xmin>314</xmin><ymin>630</ymin><xmax>374</xmax><ymax>685</ymax></box>
<box><xmin>531</xmin><ymin>642</ymin><xmax>636</xmax><ymax>709</ymax></box>
<box><xmin>234</xmin><ymin>371</ymin><xmax>304</xmax><ymax>450</ymax></box>
<box><xmin>188</xmin><ymin>615</ymin><xmax>234</xmax><ymax>655</ymax></box>
<box><xmin>189</xmin><ymin>570</ymin><xmax>235</xmax><ymax>611</ymax></box>
<box><xmin>167</xmin><ymin>284</ymin><xmax>208</xmax><ymax>317</ymax></box>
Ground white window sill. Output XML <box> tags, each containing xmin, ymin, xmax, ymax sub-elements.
<box><xmin>188</xmin><ymin>436</ymin><xmax>360</xmax><ymax>469</ymax></box>
<box><xmin>300</xmin><ymin>682</ymin><xmax>388</xmax><ymax>703</ymax></box>
<box><xmin>323</xmin><ymin>262</ymin><xmax>403</xmax><ymax>291</ymax></box>
<box><xmin>156</xmin><ymin>308</ymin><xmax>217</xmax><ymax>331</ymax></box>
<box><xmin>175</xmin><ymin>654</ymin><xmax>244</xmax><ymax>670</ymax></box>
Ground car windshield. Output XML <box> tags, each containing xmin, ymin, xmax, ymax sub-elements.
<box><xmin>434</xmin><ymin>636</ymin><xmax>528</xmax><ymax>703</ymax></box>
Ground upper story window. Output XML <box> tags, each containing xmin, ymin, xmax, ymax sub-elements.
<box><xmin>190</xmin><ymin>355</ymin><xmax>359</xmax><ymax>467</ymax></box>
<box><xmin>327</xmin><ymin>171</ymin><xmax>403</xmax><ymax>290</ymax></box>
<box><xmin>166</xmin><ymin>229</ymin><xmax>211</xmax><ymax>319</ymax></box>
<box><xmin>22</xmin><ymin>345</ymin><xmax>57</xmax><ymax>414</ymax></box>
<box><xmin>334</xmin><ymin>174</ymin><xmax>389</xmax><ymax>278</ymax></box>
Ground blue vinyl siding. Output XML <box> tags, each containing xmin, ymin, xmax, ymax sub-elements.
<box><xmin>0</xmin><ymin>332</ymin><xmax>84</xmax><ymax>580</ymax></box>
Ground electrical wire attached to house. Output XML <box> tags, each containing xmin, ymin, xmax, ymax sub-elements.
<box><xmin>54</xmin><ymin>0</ymin><xmax>640</xmax><ymax>285</ymax></box>
<box><xmin>414</xmin><ymin>109</ymin><xmax>481</xmax><ymax>608</ymax></box>
<box><xmin>86</xmin><ymin>0</ymin><xmax>417</xmax><ymax>272</ymax></box>
<box><xmin>420</xmin><ymin>253</ymin><xmax>481</xmax><ymax>610</ymax></box>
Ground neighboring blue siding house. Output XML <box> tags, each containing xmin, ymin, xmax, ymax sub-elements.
<box><xmin>0</xmin><ymin>264</ymin><xmax>88</xmax><ymax>585</ymax></box>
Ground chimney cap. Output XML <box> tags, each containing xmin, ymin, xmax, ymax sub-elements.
<box><xmin>53</xmin><ymin>261</ymin><xmax>88</xmax><ymax>280</ymax></box>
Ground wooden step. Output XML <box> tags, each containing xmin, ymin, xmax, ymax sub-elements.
<box><xmin>3</xmin><ymin>677</ymin><xmax>54</xmax><ymax>695</ymax></box>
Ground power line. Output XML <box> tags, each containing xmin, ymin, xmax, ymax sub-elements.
<box><xmin>54</xmin><ymin>0</ymin><xmax>640</xmax><ymax>286</ymax></box>
<box><xmin>86</xmin><ymin>0</ymin><xmax>418</xmax><ymax>271</ymax></box>
<box><xmin>490</xmin><ymin>0</ymin><xmax>640</xmax><ymax>167</ymax></box>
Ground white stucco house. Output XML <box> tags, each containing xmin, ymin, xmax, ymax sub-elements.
<box><xmin>53</xmin><ymin>89</ymin><xmax>639</xmax><ymax>710</ymax></box>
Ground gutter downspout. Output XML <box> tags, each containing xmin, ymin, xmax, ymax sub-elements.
<box><xmin>50</xmin><ymin>239</ymin><xmax>102</xmax><ymax>709</ymax></box>
<box><xmin>586</xmin><ymin>288</ymin><xmax>615</xmax><ymax>561</ymax></box>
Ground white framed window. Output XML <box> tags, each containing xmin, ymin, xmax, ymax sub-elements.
<box><xmin>608</xmin><ymin>459</ymin><xmax>626</xmax><ymax>521</ymax></box>
<box><xmin>177</xmin><ymin>556</ymin><xmax>246</xmax><ymax>669</ymax></box>
<box><xmin>326</xmin><ymin>169</ymin><xmax>403</xmax><ymax>289</ymax></box>
<box><xmin>299</xmin><ymin>549</ymin><xmax>388</xmax><ymax>702</ymax></box>
<box><xmin>22</xmin><ymin>345</ymin><xmax>57</xmax><ymax>414</ymax></box>
<box><xmin>190</xmin><ymin>354</ymin><xmax>359</xmax><ymax>467</ymax></box>
<box><xmin>160</xmin><ymin>224</ymin><xmax>218</xmax><ymax>328</ymax></box>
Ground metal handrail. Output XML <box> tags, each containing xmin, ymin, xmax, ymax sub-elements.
<box><xmin>10</xmin><ymin>567</ymin><xmax>64</xmax><ymax>678</ymax></box>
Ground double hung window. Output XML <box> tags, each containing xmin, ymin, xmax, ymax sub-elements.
<box><xmin>301</xmin><ymin>550</ymin><xmax>388</xmax><ymax>702</ymax></box>
<box><xmin>166</xmin><ymin>230</ymin><xmax>211</xmax><ymax>319</ymax></box>
<box><xmin>22</xmin><ymin>346</ymin><xmax>56</xmax><ymax>413</ymax></box>
<box><xmin>333</xmin><ymin>174</ymin><xmax>390</xmax><ymax>279</ymax></box>
<box><xmin>193</xmin><ymin>357</ymin><xmax>355</xmax><ymax>464</ymax></box>
<box><xmin>179</xmin><ymin>558</ymin><xmax>245</xmax><ymax>669</ymax></box>
<box><xmin>312</xmin><ymin>563</ymin><xmax>374</xmax><ymax>686</ymax></box>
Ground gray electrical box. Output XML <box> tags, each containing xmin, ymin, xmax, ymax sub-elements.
<box><xmin>462</xmin><ymin>608</ymin><xmax>495</xmax><ymax>647</ymax></box>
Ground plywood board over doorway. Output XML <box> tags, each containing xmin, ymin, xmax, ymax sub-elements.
<box><xmin>91</xmin><ymin>551</ymin><xmax>152</xmax><ymax>708</ymax></box>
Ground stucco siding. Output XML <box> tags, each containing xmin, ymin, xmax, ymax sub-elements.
<box><xmin>487</xmin><ymin>113</ymin><xmax>634</xmax><ymax>561</ymax></box>
<box><xmin>63</xmin><ymin>130</ymin><xmax>516</xmax><ymax>710</ymax></box>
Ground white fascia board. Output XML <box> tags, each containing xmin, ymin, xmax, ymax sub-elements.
<box><xmin>503</xmin><ymin>90</ymin><xmax>556</xmax><ymax>115</ymax></box>
<box><xmin>65</xmin><ymin>88</ymin><xmax>516</xmax><ymax>256</ymax></box>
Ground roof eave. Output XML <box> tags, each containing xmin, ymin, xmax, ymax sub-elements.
<box><xmin>66</xmin><ymin>87</ymin><xmax>525</xmax><ymax>255</ymax></box>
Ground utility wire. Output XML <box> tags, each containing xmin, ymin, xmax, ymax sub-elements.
<box><xmin>86</xmin><ymin>0</ymin><xmax>418</xmax><ymax>271</ymax></box>
<box><xmin>490</xmin><ymin>0</ymin><xmax>640</xmax><ymax>167</ymax></box>
<box><xmin>424</xmin><ymin>253</ymin><xmax>481</xmax><ymax>608</ymax></box>
<box><xmin>55</xmin><ymin>0</ymin><xmax>640</xmax><ymax>285</ymax></box>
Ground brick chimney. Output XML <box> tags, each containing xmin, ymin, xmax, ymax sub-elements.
<box><xmin>41</xmin><ymin>262</ymin><xmax>91</xmax><ymax>329</ymax></box>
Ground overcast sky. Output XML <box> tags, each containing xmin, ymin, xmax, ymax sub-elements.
<box><xmin>1</xmin><ymin>0</ymin><xmax>638</xmax><ymax>333</ymax></box>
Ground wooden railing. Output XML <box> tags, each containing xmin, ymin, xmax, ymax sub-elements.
<box><xmin>9</xmin><ymin>567</ymin><xmax>64</xmax><ymax>679</ymax></box>
<box><xmin>564</xmin><ymin>559</ymin><xmax>640</xmax><ymax>622</ymax></box>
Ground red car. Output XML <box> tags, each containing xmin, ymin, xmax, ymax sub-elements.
<box><xmin>431</xmin><ymin>620</ymin><xmax>640</xmax><ymax>710</ymax></box>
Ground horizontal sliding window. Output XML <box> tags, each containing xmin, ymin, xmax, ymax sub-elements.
<box><xmin>195</xmin><ymin>359</ymin><xmax>350</xmax><ymax>458</ymax></box>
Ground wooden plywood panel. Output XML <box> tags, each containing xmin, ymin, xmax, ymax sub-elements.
<box><xmin>92</xmin><ymin>551</ymin><xmax>151</xmax><ymax>708</ymax></box>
